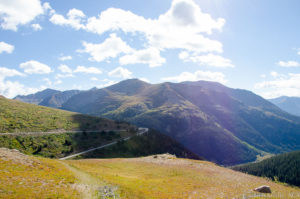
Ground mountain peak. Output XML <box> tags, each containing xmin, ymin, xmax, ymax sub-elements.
<box><xmin>106</xmin><ymin>78</ymin><xmax>151</xmax><ymax>95</ymax></box>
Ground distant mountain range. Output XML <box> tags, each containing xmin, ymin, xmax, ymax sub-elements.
<box><xmin>269</xmin><ymin>96</ymin><xmax>300</xmax><ymax>117</ymax></box>
<box><xmin>15</xmin><ymin>79</ymin><xmax>300</xmax><ymax>165</ymax></box>
<box><xmin>15</xmin><ymin>89</ymin><xmax>81</xmax><ymax>108</ymax></box>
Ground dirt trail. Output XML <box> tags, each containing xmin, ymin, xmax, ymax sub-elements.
<box><xmin>61</xmin><ymin>161</ymin><xmax>104</xmax><ymax>199</ymax></box>
<box><xmin>61</xmin><ymin>161</ymin><xmax>120</xmax><ymax>199</ymax></box>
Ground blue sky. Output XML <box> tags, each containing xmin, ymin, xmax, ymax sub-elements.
<box><xmin>1</xmin><ymin>0</ymin><xmax>300</xmax><ymax>98</ymax></box>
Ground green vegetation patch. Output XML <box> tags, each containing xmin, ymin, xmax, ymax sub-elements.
<box><xmin>0</xmin><ymin>130</ymin><xmax>133</xmax><ymax>158</ymax></box>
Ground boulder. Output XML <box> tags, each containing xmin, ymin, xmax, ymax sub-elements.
<box><xmin>254</xmin><ymin>185</ymin><xmax>271</xmax><ymax>193</ymax></box>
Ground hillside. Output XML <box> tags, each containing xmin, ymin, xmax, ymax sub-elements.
<box><xmin>73</xmin><ymin>129</ymin><xmax>201</xmax><ymax>160</ymax></box>
<box><xmin>232</xmin><ymin>150</ymin><xmax>300</xmax><ymax>187</ymax></box>
<box><xmin>0</xmin><ymin>97</ymin><xmax>199</xmax><ymax>160</ymax></box>
<box><xmin>0</xmin><ymin>97</ymin><xmax>130</xmax><ymax>133</ymax></box>
<box><xmin>2</xmin><ymin>148</ymin><xmax>300</xmax><ymax>199</ymax></box>
<box><xmin>22</xmin><ymin>79</ymin><xmax>300</xmax><ymax>165</ymax></box>
<box><xmin>0</xmin><ymin>148</ymin><xmax>80</xmax><ymax>198</ymax></box>
<box><xmin>269</xmin><ymin>96</ymin><xmax>300</xmax><ymax>116</ymax></box>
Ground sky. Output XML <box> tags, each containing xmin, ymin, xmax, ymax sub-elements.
<box><xmin>1</xmin><ymin>0</ymin><xmax>300</xmax><ymax>99</ymax></box>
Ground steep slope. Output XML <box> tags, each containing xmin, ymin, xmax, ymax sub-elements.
<box><xmin>232</xmin><ymin>150</ymin><xmax>300</xmax><ymax>186</ymax></box>
<box><xmin>59</xmin><ymin>79</ymin><xmax>300</xmax><ymax>165</ymax></box>
<box><xmin>269</xmin><ymin>96</ymin><xmax>300</xmax><ymax>116</ymax></box>
<box><xmin>39</xmin><ymin>89</ymin><xmax>81</xmax><ymax>108</ymax></box>
<box><xmin>0</xmin><ymin>97</ymin><xmax>130</xmax><ymax>133</ymax></box>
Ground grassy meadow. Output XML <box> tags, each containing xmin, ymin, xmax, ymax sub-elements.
<box><xmin>67</xmin><ymin>155</ymin><xmax>300</xmax><ymax>199</ymax></box>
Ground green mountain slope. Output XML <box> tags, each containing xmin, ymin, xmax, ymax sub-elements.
<box><xmin>0</xmin><ymin>97</ymin><xmax>199</xmax><ymax>160</ymax></box>
<box><xmin>0</xmin><ymin>97</ymin><xmax>128</xmax><ymax>133</ymax></box>
<box><xmin>232</xmin><ymin>150</ymin><xmax>300</xmax><ymax>186</ymax></box>
<box><xmin>59</xmin><ymin>79</ymin><xmax>300</xmax><ymax>165</ymax></box>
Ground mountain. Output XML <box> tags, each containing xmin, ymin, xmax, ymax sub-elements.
<box><xmin>14</xmin><ymin>89</ymin><xmax>81</xmax><ymax>108</ymax></box>
<box><xmin>2</xmin><ymin>148</ymin><xmax>300</xmax><ymax>199</ymax></box>
<box><xmin>17</xmin><ymin>79</ymin><xmax>300</xmax><ymax>165</ymax></box>
<box><xmin>232</xmin><ymin>150</ymin><xmax>300</xmax><ymax>187</ymax></box>
<box><xmin>14</xmin><ymin>88</ymin><xmax>60</xmax><ymax>104</ymax></box>
<box><xmin>39</xmin><ymin>90</ymin><xmax>81</xmax><ymax>108</ymax></box>
<box><xmin>269</xmin><ymin>96</ymin><xmax>300</xmax><ymax>116</ymax></box>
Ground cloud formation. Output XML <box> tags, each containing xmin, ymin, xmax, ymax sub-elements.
<box><xmin>0</xmin><ymin>0</ymin><xmax>44</xmax><ymax>31</ymax></box>
<box><xmin>119</xmin><ymin>47</ymin><xmax>166</xmax><ymax>67</ymax></box>
<box><xmin>162</xmin><ymin>70</ymin><xmax>227</xmax><ymax>84</ymax></box>
<box><xmin>255</xmin><ymin>72</ymin><xmax>300</xmax><ymax>98</ymax></box>
<box><xmin>79</xmin><ymin>33</ymin><xmax>133</xmax><ymax>62</ymax></box>
<box><xmin>50</xmin><ymin>8</ymin><xmax>86</xmax><ymax>30</ymax></box>
<box><xmin>0</xmin><ymin>42</ymin><xmax>14</xmax><ymax>54</ymax></box>
<box><xmin>52</xmin><ymin>0</ymin><xmax>231</xmax><ymax>66</ymax></box>
<box><xmin>20</xmin><ymin>60</ymin><xmax>52</xmax><ymax>74</ymax></box>
<box><xmin>74</xmin><ymin>66</ymin><xmax>102</xmax><ymax>74</ymax></box>
<box><xmin>108</xmin><ymin>67</ymin><xmax>132</xmax><ymax>79</ymax></box>
<box><xmin>179</xmin><ymin>52</ymin><xmax>234</xmax><ymax>68</ymax></box>
<box><xmin>277</xmin><ymin>61</ymin><xmax>300</xmax><ymax>67</ymax></box>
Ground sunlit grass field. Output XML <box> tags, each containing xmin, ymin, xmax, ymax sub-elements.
<box><xmin>68</xmin><ymin>155</ymin><xmax>300</xmax><ymax>199</ymax></box>
<box><xmin>0</xmin><ymin>150</ymin><xmax>79</xmax><ymax>198</ymax></box>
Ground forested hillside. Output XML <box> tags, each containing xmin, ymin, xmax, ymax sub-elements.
<box><xmin>233</xmin><ymin>151</ymin><xmax>300</xmax><ymax>186</ymax></box>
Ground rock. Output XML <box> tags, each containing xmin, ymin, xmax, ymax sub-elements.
<box><xmin>254</xmin><ymin>185</ymin><xmax>271</xmax><ymax>193</ymax></box>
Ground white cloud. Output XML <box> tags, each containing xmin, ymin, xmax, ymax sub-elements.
<box><xmin>58</xmin><ymin>64</ymin><xmax>72</xmax><ymax>74</ymax></box>
<box><xmin>90</xmin><ymin>77</ymin><xmax>98</xmax><ymax>81</ymax></box>
<box><xmin>0</xmin><ymin>0</ymin><xmax>44</xmax><ymax>31</ymax></box>
<box><xmin>162</xmin><ymin>70</ymin><xmax>227</xmax><ymax>84</ymax></box>
<box><xmin>0</xmin><ymin>67</ymin><xmax>39</xmax><ymax>98</ymax></box>
<box><xmin>108</xmin><ymin>67</ymin><xmax>132</xmax><ymax>79</ymax></box>
<box><xmin>20</xmin><ymin>60</ymin><xmax>52</xmax><ymax>74</ymax></box>
<box><xmin>74</xmin><ymin>66</ymin><xmax>102</xmax><ymax>74</ymax></box>
<box><xmin>0</xmin><ymin>80</ymin><xmax>40</xmax><ymax>98</ymax></box>
<box><xmin>56</xmin><ymin>64</ymin><xmax>73</xmax><ymax>78</ymax></box>
<box><xmin>0</xmin><ymin>67</ymin><xmax>24</xmax><ymax>81</ymax></box>
<box><xmin>255</xmin><ymin>73</ymin><xmax>300</xmax><ymax>98</ymax></box>
<box><xmin>31</xmin><ymin>23</ymin><xmax>42</xmax><ymax>31</ymax></box>
<box><xmin>277</xmin><ymin>61</ymin><xmax>300</xmax><ymax>67</ymax></box>
<box><xmin>59</xmin><ymin>55</ymin><xmax>72</xmax><ymax>61</ymax></box>
<box><xmin>0</xmin><ymin>42</ymin><xmax>14</xmax><ymax>54</ymax></box>
<box><xmin>97</xmin><ymin>79</ymin><xmax>117</xmax><ymax>88</ymax></box>
<box><xmin>78</xmin><ymin>33</ymin><xmax>133</xmax><ymax>62</ymax></box>
<box><xmin>49</xmin><ymin>8</ymin><xmax>85</xmax><ymax>30</ymax></box>
<box><xmin>54</xmin><ymin>0</ymin><xmax>225</xmax><ymax>56</ymax></box>
<box><xmin>119</xmin><ymin>47</ymin><xmax>166</xmax><ymax>67</ymax></box>
<box><xmin>179</xmin><ymin>52</ymin><xmax>234</xmax><ymax>68</ymax></box>
<box><xmin>84</xmin><ymin>0</ymin><xmax>224</xmax><ymax>53</ymax></box>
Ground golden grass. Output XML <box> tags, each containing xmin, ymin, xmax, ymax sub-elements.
<box><xmin>0</xmin><ymin>155</ymin><xmax>80</xmax><ymax>198</ymax></box>
<box><xmin>67</xmin><ymin>155</ymin><xmax>300</xmax><ymax>199</ymax></box>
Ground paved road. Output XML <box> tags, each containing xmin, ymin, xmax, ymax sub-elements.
<box><xmin>59</xmin><ymin>127</ymin><xmax>149</xmax><ymax>160</ymax></box>
<box><xmin>0</xmin><ymin>129</ymin><xmax>123</xmax><ymax>136</ymax></box>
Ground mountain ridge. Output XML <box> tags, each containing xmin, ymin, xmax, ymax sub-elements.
<box><xmin>16</xmin><ymin>79</ymin><xmax>300</xmax><ymax>165</ymax></box>
<box><xmin>269</xmin><ymin>96</ymin><xmax>300</xmax><ymax>117</ymax></box>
